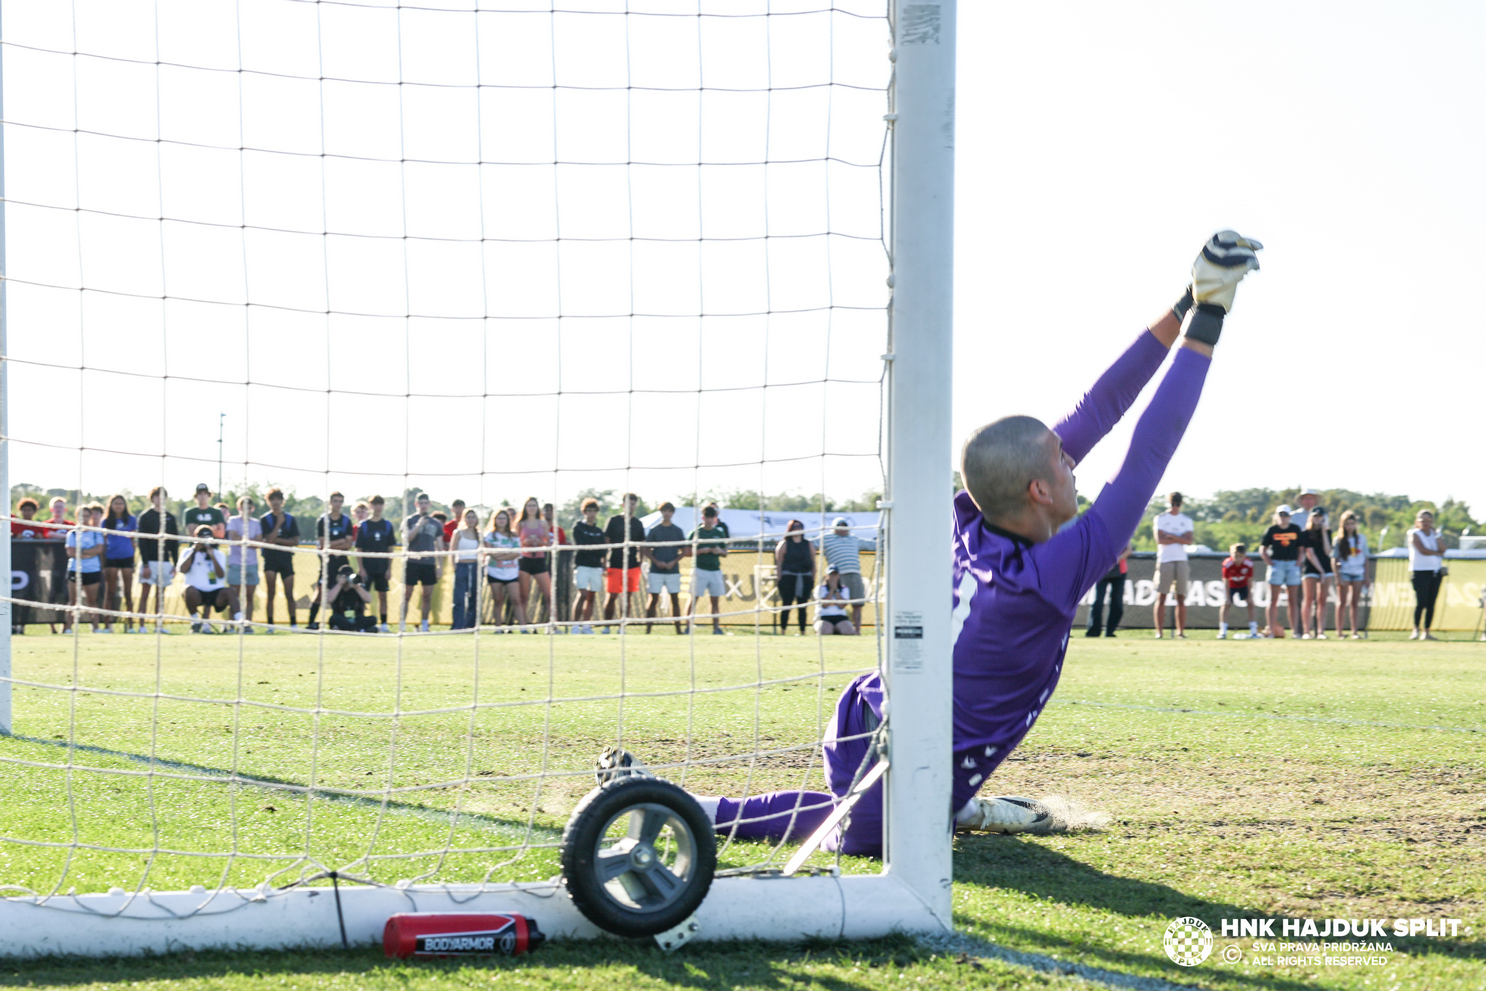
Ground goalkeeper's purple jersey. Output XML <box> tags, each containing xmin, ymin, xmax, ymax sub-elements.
<box><xmin>948</xmin><ymin>335</ymin><xmax>1210</xmax><ymax>809</ymax></box>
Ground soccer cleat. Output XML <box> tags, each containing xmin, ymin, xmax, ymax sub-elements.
<box><xmin>190</xmin><ymin>621</ymin><xmax>202</xmax><ymax>634</ymax></box>
<box><xmin>379</xmin><ymin>623</ymin><xmax>390</xmax><ymax>634</ymax></box>
<box><xmin>593</xmin><ymin>746</ymin><xmax>654</xmax><ymax>786</ymax></box>
<box><xmin>955</xmin><ymin>796</ymin><xmax>1053</xmax><ymax>835</ymax></box>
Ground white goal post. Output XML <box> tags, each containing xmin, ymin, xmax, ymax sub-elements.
<box><xmin>0</xmin><ymin>0</ymin><xmax>954</xmax><ymax>954</ymax></box>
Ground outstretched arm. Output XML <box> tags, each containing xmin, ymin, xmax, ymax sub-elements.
<box><xmin>1052</xmin><ymin>307</ymin><xmax>1181</xmax><ymax>465</ymax></box>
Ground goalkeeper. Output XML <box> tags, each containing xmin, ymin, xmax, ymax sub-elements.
<box><xmin>598</xmin><ymin>232</ymin><xmax>1262</xmax><ymax>856</ymax></box>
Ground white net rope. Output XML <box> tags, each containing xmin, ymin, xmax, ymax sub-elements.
<box><xmin>1</xmin><ymin>0</ymin><xmax>890</xmax><ymax>908</ymax></box>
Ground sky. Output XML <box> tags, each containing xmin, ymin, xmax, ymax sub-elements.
<box><xmin>4</xmin><ymin>1</ymin><xmax>1484</xmax><ymax>518</ymax></box>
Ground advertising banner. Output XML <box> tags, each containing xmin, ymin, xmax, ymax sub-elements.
<box><xmin>9</xmin><ymin>539</ymin><xmax>69</xmax><ymax>625</ymax></box>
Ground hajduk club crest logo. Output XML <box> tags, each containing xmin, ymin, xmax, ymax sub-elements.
<box><xmin>1163</xmin><ymin>916</ymin><xmax>1213</xmax><ymax>966</ymax></box>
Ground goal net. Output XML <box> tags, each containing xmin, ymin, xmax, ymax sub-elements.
<box><xmin>0</xmin><ymin>0</ymin><xmax>953</xmax><ymax>954</ymax></box>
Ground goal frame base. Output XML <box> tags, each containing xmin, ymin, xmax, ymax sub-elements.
<box><xmin>0</xmin><ymin>873</ymin><xmax>946</xmax><ymax>957</ymax></box>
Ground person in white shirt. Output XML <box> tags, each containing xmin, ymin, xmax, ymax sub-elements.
<box><xmin>813</xmin><ymin>566</ymin><xmax>856</xmax><ymax>636</ymax></box>
<box><xmin>180</xmin><ymin>525</ymin><xmax>230</xmax><ymax>633</ymax></box>
<box><xmin>1152</xmin><ymin>491</ymin><xmax>1195</xmax><ymax>638</ymax></box>
<box><xmin>1406</xmin><ymin>509</ymin><xmax>1446</xmax><ymax>640</ymax></box>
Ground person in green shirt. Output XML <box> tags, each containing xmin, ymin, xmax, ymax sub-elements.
<box><xmin>686</xmin><ymin>504</ymin><xmax>730</xmax><ymax>635</ymax></box>
<box><xmin>183</xmin><ymin>483</ymin><xmax>226</xmax><ymax>538</ymax></box>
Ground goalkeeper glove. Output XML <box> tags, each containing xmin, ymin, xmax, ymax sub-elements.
<box><xmin>1185</xmin><ymin>230</ymin><xmax>1263</xmax><ymax>346</ymax></box>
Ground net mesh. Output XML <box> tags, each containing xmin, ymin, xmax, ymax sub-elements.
<box><xmin>1</xmin><ymin>0</ymin><xmax>890</xmax><ymax>905</ymax></box>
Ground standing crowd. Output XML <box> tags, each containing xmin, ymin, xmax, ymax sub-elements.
<box><xmin>8</xmin><ymin>487</ymin><xmax>876</xmax><ymax>636</ymax></box>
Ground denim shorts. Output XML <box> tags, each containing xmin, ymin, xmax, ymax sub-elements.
<box><xmin>1336</xmin><ymin>568</ymin><xmax>1366</xmax><ymax>583</ymax></box>
<box><xmin>227</xmin><ymin>563</ymin><xmax>260</xmax><ymax>587</ymax></box>
<box><xmin>1266</xmin><ymin>560</ymin><xmax>1302</xmax><ymax>586</ymax></box>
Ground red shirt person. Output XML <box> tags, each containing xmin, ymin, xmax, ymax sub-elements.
<box><xmin>1218</xmin><ymin>543</ymin><xmax>1258</xmax><ymax>639</ymax></box>
<box><xmin>10</xmin><ymin>498</ymin><xmax>52</xmax><ymax>539</ymax></box>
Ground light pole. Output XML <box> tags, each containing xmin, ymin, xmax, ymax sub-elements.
<box><xmin>217</xmin><ymin>412</ymin><xmax>225</xmax><ymax>497</ymax></box>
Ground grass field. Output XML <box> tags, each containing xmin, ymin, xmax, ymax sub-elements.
<box><xmin>2</xmin><ymin>629</ymin><xmax>1484</xmax><ymax>990</ymax></box>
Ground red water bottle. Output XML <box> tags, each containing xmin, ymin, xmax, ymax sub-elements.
<box><xmin>383</xmin><ymin>913</ymin><xmax>545</xmax><ymax>958</ymax></box>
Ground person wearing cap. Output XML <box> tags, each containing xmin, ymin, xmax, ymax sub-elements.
<box><xmin>814</xmin><ymin>565</ymin><xmax>856</xmax><ymax>635</ymax></box>
<box><xmin>180</xmin><ymin>524</ymin><xmax>229</xmax><ymax>633</ymax></box>
<box><xmin>183</xmin><ymin>484</ymin><xmax>226</xmax><ymax>539</ymax></box>
<box><xmin>1260</xmin><ymin>505</ymin><xmax>1304</xmax><ymax>637</ymax></box>
<box><xmin>817</xmin><ymin>517</ymin><xmax>874</xmax><ymax>633</ymax></box>
<box><xmin>1295</xmin><ymin>488</ymin><xmax>1326</xmax><ymax>529</ymax></box>
<box><xmin>686</xmin><ymin>503</ymin><xmax>730</xmax><ymax>635</ymax></box>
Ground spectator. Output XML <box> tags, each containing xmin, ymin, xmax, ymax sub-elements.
<box><xmin>355</xmin><ymin>495</ymin><xmax>397</xmax><ymax>633</ymax></box>
<box><xmin>543</xmin><ymin>502</ymin><xmax>572</xmax><ymax>627</ymax></box>
<box><xmin>325</xmin><ymin>564</ymin><xmax>376</xmax><ymax>632</ymax></box>
<box><xmin>1217</xmin><ymin>542</ymin><xmax>1258</xmax><ymax>639</ymax></box>
<box><xmin>774</xmin><ymin>519</ymin><xmax>816</xmax><ymax>636</ymax></box>
<box><xmin>450</xmin><ymin>508</ymin><xmax>483</xmax><ymax>631</ymax></box>
<box><xmin>644</xmin><ymin>501</ymin><xmax>686</xmax><ymax>634</ymax></box>
<box><xmin>10</xmin><ymin>497</ymin><xmax>49</xmax><ymax>540</ymax></box>
<box><xmin>687</xmin><ymin>503</ymin><xmax>730</xmax><ymax>636</ymax></box>
<box><xmin>482</xmin><ymin>508</ymin><xmax>526</xmax><ymax>632</ymax></box>
<box><xmin>443</xmin><ymin>500</ymin><xmax>466</xmax><ymax>544</ymax></box>
<box><xmin>1260</xmin><ymin>505</ymin><xmax>1303</xmax><ymax>638</ymax></box>
<box><xmin>1297</xmin><ymin>507</ymin><xmax>1332</xmax><ymax>639</ymax></box>
<box><xmin>1152</xmin><ymin>491</ymin><xmax>1194</xmax><ymax>639</ymax></box>
<box><xmin>64</xmin><ymin>502</ymin><xmax>106</xmax><ymax>633</ymax></box>
<box><xmin>401</xmin><ymin>492</ymin><xmax>445</xmax><ymax>633</ymax></box>
<box><xmin>308</xmin><ymin>492</ymin><xmax>355</xmax><ymax>630</ymax></box>
<box><xmin>1332</xmin><ymin>510</ymin><xmax>1369</xmax><ymax>640</ymax></box>
<box><xmin>352</xmin><ymin>500</ymin><xmax>369</xmax><ymax>533</ymax></box>
<box><xmin>260</xmin><ymin>488</ymin><xmax>300</xmax><ymax>630</ymax></box>
<box><xmin>9</xmin><ymin>497</ymin><xmax>48</xmax><ymax>634</ymax></box>
<box><xmin>225</xmin><ymin>495</ymin><xmax>262</xmax><ymax>631</ymax></box>
<box><xmin>1294</xmin><ymin>487</ymin><xmax>1326</xmax><ymax>528</ymax></box>
<box><xmin>41</xmin><ymin>497</ymin><xmax>73</xmax><ymax>537</ymax></box>
<box><xmin>136</xmin><ymin>486</ymin><xmax>180</xmax><ymax>633</ymax></box>
<box><xmin>183</xmin><ymin>484</ymin><xmax>224</xmax><ymax>538</ymax></box>
<box><xmin>817</xmin><ymin>517</ymin><xmax>871</xmax><ymax>632</ymax></box>
<box><xmin>1085</xmin><ymin>541</ymin><xmax>1131</xmax><ymax>638</ymax></box>
<box><xmin>180</xmin><ymin>525</ymin><xmax>229</xmax><ymax>634</ymax></box>
<box><xmin>100</xmin><ymin>494</ymin><xmax>138</xmax><ymax>634</ymax></box>
<box><xmin>814</xmin><ymin>566</ymin><xmax>856</xmax><ymax>636</ymax></box>
<box><xmin>516</xmin><ymin>497</ymin><xmax>554</xmax><ymax>632</ymax></box>
<box><xmin>571</xmin><ymin>499</ymin><xmax>606</xmax><ymax>635</ymax></box>
<box><xmin>603</xmin><ymin>493</ymin><xmax>646</xmax><ymax>631</ymax></box>
<box><xmin>1407</xmin><ymin>509</ymin><xmax>1445</xmax><ymax>641</ymax></box>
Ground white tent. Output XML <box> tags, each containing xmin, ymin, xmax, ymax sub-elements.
<box><xmin>637</xmin><ymin>507</ymin><xmax>880</xmax><ymax>545</ymax></box>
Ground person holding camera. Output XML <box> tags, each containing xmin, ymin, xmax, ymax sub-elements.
<box><xmin>326</xmin><ymin>565</ymin><xmax>376</xmax><ymax>632</ymax></box>
<box><xmin>181</xmin><ymin>525</ymin><xmax>229</xmax><ymax>633</ymax></box>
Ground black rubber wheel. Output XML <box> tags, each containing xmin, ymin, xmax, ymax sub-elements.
<box><xmin>560</xmin><ymin>778</ymin><xmax>716</xmax><ymax>938</ymax></box>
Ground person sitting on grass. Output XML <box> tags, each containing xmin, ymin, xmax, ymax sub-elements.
<box><xmin>595</xmin><ymin>231</ymin><xmax>1262</xmax><ymax>856</ymax></box>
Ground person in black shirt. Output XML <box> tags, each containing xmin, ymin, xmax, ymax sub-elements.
<box><xmin>1260</xmin><ymin>505</ymin><xmax>1303</xmax><ymax>638</ymax></box>
<box><xmin>644</xmin><ymin>502</ymin><xmax>687</xmax><ymax>634</ymax></box>
<box><xmin>1297</xmin><ymin>507</ymin><xmax>1333</xmax><ymax>639</ymax></box>
<box><xmin>602</xmin><ymin>492</ymin><xmax>646</xmax><ymax>630</ymax></box>
<box><xmin>308</xmin><ymin>492</ymin><xmax>355</xmax><ymax>630</ymax></box>
<box><xmin>355</xmin><ymin>494</ymin><xmax>397</xmax><ymax>632</ymax></box>
<box><xmin>135</xmin><ymin>486</ymin><xmax>180</xmax><ymax>631</ymax></box>
<box><xmin>260</xmin><ymin>488</ymin><xmax>300</xmax><ymax>629</ymax></box>
<box><xmin>325</xmin><ymin>565</ymin><xmax>376</xmax><ymax>632</ymax></box>
<box><xmin>571</xmin><ymin>499</ymin><xmax>607</xmax><ymax>634</ymax></box>
<box><xmin>773</xmin><ymin>519</ymin><xmax>816</xmax><ymax>636</ymax></box>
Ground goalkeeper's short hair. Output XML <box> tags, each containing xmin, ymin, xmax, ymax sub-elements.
<box><xmin>960</xmin><ymin>415</ymin><xmax>1054</xmax><ymax>521</ymax></box>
